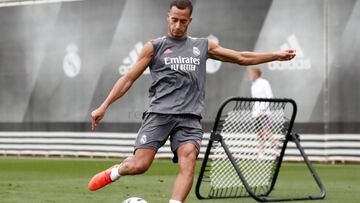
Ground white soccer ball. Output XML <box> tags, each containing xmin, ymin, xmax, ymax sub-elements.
<box><xmin>122</xmin><ymin>197</ymin><xmax>148</xmax><ymax>203</ymax></box>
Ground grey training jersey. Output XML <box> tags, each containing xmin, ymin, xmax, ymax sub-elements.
<box><xmin>147</xmin><ymin>35</ymin><xmax>208</xmax><ymax>117</ymax></box>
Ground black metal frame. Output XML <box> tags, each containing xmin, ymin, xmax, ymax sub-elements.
<box><xmin>196</xmin><ymin>97</ymin><xmax>326</xmax><ymax>202</ymax></box>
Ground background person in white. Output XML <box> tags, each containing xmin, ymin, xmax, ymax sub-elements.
<box><xmin>248</xmin><ymin>68</ymin><xmax>278</xmax><ymax>157</ymax></box>
<box><xmin>249</xmin><ymin>67</ymin><xmax>273</xmax><ymax>109</ymax></box>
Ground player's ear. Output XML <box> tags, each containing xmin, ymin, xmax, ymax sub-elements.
<box><xmin>167</xmin><ymin>12</ymin><xmax>171</xmax><ymax>23</ymax></box>
<box><xmin>188</xmin><ymin>17</ymin><xmax>192</xmax><ymax>24</ymax></box>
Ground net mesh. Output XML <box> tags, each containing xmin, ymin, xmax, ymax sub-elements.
<box><xmin>202</xmin><ymin>100</ymin><xmax>292</xmax><ymax>198</ymax></box>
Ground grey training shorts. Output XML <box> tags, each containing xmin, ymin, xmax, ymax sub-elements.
<box><xmin>134</xmin><ymin>112</ymin><xmax>204</xmax><ymax>163</ymax></box>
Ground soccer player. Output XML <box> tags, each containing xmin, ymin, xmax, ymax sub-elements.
<box><xmin>88</xmin><ymin>1</ymin><xmax>296</xmax><ymax>202</ymax></box>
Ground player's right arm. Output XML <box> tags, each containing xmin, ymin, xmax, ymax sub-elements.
<box><xmin>207</xmin><ymin>40</ymin><xmax>296</xmax><ymax>65</ymax></box>
<box><xmin>91</xmin><ymin>42</ymin><xmax>154</xmax><ymax>130</ymax></box>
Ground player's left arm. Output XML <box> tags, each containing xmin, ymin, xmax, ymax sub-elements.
<box><xmin>208</xmin><ymin>40</ymin><xmax>296</xmax><ymax>65</ymax></box>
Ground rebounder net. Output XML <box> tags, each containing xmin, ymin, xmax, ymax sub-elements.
<box><xmin>196</xmin><ymin>98</ymin><xmax>295</xmax><ymax>199</ymax></box>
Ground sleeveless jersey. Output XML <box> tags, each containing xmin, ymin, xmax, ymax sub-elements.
<box><xmin>147</xmin><ymin>35</ymin><xmax>208</xmax><ymax>117</ymax></box>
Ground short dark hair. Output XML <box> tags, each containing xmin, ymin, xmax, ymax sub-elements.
<box><xmin>170</xmin><ymin>0</ymin><xmax>193</xmax><ymax>15</ymax></box>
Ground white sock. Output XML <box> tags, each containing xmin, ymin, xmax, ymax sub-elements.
<box><xmin>169</xmin><ymin>200</ymin><xmax>182</xmax><ymax>203</ymax></box>
<box><xmin>110</xmin><ymin>166</ymin><xmax>120</xmax><ymax>181</ymax></box>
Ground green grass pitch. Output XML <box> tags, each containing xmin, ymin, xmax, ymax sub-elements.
<box><xmin>0</xmin><ymin>157</ymin><xmax>359</xmax><ymax>203</ymax></box>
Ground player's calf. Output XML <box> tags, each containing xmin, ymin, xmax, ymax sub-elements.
<box><xmin>118</xmin><ymin>156</ymin><xmax>151</xmax><ymax>176</ymax></box>
<box><xmin>88</xmin><ymin>149</ymin><xmax>156</xmax><ymax>191</ymax></box>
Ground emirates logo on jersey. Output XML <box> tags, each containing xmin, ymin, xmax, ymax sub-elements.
<box><xmin>164</xmin><ymin>56</ymin><xmax>200</xmax><ymax>72</ymax></box>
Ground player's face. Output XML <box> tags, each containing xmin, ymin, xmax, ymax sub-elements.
<box><xmin>167</xmin><ymin>6</ymin><xmax>192</xmax><ymax>38</ymax></box>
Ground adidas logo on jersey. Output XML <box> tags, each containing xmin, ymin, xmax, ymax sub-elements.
<box><xmin>164</xmin><ymin>48</ymin><xmax>173</xmax><ymax>54</ymax></box>
<box><xmin>268</xmin><ymin>34</ymin><xmax>311</xmax><ymax>71</ymax></box>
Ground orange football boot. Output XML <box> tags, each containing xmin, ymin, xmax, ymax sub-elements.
<box><xmin>88</xmin><ymin>165</ymin><xmax>119</xmax><ymax>191</ymax></box>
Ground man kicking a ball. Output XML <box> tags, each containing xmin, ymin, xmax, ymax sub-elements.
<box><xmin>88</xmin><ymin>0</ymin><xmax>296</xmax><ymax>202</ymax></box>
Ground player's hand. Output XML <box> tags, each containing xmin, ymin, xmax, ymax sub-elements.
<box><xmin>276</xmin><ymin>49</ymin><xmax>296</xmax><ymax>61</ymax></box>
<box><xmin>91</xmin><ymin>106</ymin><xmax>106</xmax><ymax>130</ymax></box>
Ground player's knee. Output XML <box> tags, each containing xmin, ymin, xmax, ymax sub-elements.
<box><xmin>181</xmin><ymin>146</ymin><xmax>197</xmax><ymax>160</ymax></box>
<box><xmin>181</xmin><ymin>146</ymin><xmax>198</xmax><ymax>161</ymax></box>
<box><xmin>178</xmin><ymin>150</ymin><xmax>197</xmax><ymax>176</ymax></box>
<box><xmin>184</xmin><ymin>151</ymin><xmax>197</xmax><ymax>163</ymax></box>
